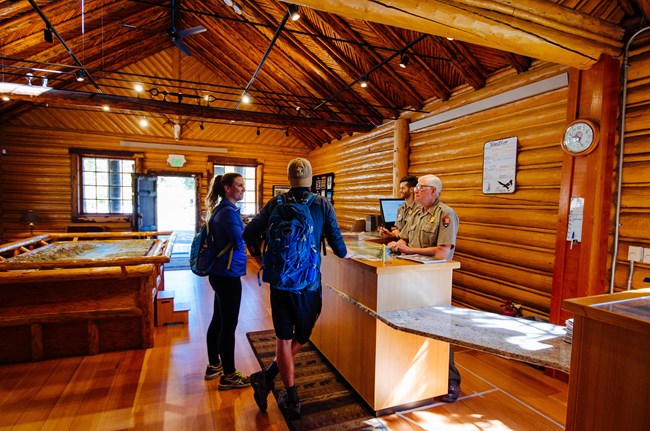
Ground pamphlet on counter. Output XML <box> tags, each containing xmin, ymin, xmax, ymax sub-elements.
<box><xmin>396</xmin><ymin>254</ymin><xmax>446</xmax><ymax>264</ymax></box>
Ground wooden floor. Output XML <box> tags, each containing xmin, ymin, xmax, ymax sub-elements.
<box><xmin>0</xmin><ymin>263</ymin><xmax>568</xmax><ymax>430</ymax></box>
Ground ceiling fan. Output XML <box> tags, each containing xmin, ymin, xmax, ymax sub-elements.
<box><xmin>122</xmin><ymin>0</ymin><xmax>206</xmax><ymax>56</ymax></box>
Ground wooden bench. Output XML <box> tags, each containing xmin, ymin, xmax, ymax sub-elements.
<box><xmin>326</xmin><ymin>285</ymin><xmax>571</xmax><ymax>372</ymax></box>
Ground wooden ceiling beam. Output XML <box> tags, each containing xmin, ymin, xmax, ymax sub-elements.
<box><xmin>237</xmin><ymin>2</ymin><xmax>364</xmax><ymax>123</ymax></box>
<box><xmin>316</xmin><ymin>13</ymin><xmax>425</xmax><ymax>111</ymax></box>
<box><xmin>247</xmin><ymin>1</ymin><xmax>381</xmax><ymax>126</ymax></box>
<box><xmin>505</xmin><ymin>52</ymin><xmax>533</xmax><ymax>74</ymax></box>
<box><xmin>367</xmin><ymin>22</ymin><xmax>451</xmax><ymax>100</ymax></box>
<box><xmin>289</xmin><ymin>15</ymin><xmax>384</xmax><ymax>123</ymax></box>
<box><xmin>290</xmin><ymin>0</ymin><xmax>625</xmax><ymax>69</ymax></box>
<box><xmin>0</xmin><ymin>87</ymin><xmax>374</xmax><ymax>132</ymax></box>
<box><xmin>434</xmin><ymin>37</ymin><xmax>487</xmax><ymax>90</ymax></box>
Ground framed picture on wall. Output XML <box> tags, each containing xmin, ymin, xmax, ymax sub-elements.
<box><xmin>272</xmin><ymin>185</ymin><xmax>290</xmax><ymax>196</ymax></box>
<box><xmin>312</xmin><ymin>172</ymin><xmax>334</xmax><ymax>204</ymax></box>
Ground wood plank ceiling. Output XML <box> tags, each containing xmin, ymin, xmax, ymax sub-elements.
<box><xmin>0</xmin><ymin>0</ymin><xmax>646</xmax><ymax>150</ymax></box>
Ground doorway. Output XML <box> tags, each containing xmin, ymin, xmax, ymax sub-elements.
<box><xmin>156</xmin><ymin>175</ymin><xmax>197</xmax><ymax>261</ymax></box>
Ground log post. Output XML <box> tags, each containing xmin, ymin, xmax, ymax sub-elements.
<box><xmin>550</xmin><ymin>56</ymin><xmax>620</xmax><ymax>324</ymax></box>
<box><xmin>393</xmin><ymin>118</ymin><xmax>410</xmax><ymax>195</ymax></box>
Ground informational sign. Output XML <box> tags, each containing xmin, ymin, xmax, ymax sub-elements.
<box><xmin>483</xmin><ymin>136</ymin><xmax>518</xmax><ymax>194</ymax></box>
<box><xmin>566</xmin><ymin>196</ymin><xmax>584</xmax><ymax>243</ymax></box>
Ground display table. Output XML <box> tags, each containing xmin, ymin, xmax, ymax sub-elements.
<box><xmin>563</xmin><ymin>288</ymin><xmax>650</xmax><ymax>431</ymax></box>
<box><xmin>311</xmin><ymin>241</ymin><xmax>460</xmax><ymax>414</ymax></box>
<box><xmin>0</xmin><ymin>232</ymin><xmax>175</xmax><ymax>363</ymax></box>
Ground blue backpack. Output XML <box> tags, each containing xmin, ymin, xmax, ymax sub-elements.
<box><xmin>262</xmin><ymin>193</ymin><xmax>319</xmax><ymax>290</ymax></box>
<box><xmin>189</xmin><ymin>207</ymin><xmax>231</xmax><ymax>276</ymax></box>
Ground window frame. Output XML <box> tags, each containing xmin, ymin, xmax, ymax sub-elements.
<box><xmin>70</xmin><ymin>148</ymin><xmax>140</xmax><ymax>222</ymax></box>
<box><xmin>208</xmin><ymin>156</ymin><xmax>262</xmax><ymax>216</ymax></box>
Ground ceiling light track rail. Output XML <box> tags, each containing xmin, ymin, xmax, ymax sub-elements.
<box><xmin>2</xmin><ymin>58</ymin><xmax>428</xmax><ymax>117</ymax></box>
<box><xmin>308</xmin><ymin>33</ymin><xmax>429</xmax><ymax>116</ymax></box>
<box><xmin>0</xmin><ymin>86</ymin><xmax>374</xmax><ymax>132</ymax></box>
<box><xmin>26</xmin><ymin>0</ymin><xmax>101</xmax><ymax>93</ymax></box>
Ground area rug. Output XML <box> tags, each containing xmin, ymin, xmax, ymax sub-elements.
<box><xmin>246</xmin><ymin>330</ymin><xmax>388</xmax><ymax>431</ymax></box>
<box><xmin>164</xmin><ymin>252</ymin><xmax>191</xmax><ymax>271</ymax></box>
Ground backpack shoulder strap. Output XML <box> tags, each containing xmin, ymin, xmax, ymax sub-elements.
<box><xmin>303</xmin><ymin>192</ymin><xmax>317</xmax><ymax>207</ymax></box>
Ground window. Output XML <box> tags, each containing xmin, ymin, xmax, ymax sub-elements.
<box><xmin>214</xmin><ymin>164</ymin><xmax>257</xmax><ymax>215</ymax></box>
<box><xmin>75</xmin><ymin>154</ymin><xmax>135</xmax><ymax>216</ymax></box>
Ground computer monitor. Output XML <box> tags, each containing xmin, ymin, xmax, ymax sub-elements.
<box><xmin>379</xmin><ymin>198</ymin><xmax>405</xmax><ymax>230</ymax></box>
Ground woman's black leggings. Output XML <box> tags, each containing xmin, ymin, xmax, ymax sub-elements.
<box><xmin>207</xmin><ymin>274</ymin><xmax>242</xmax><ymax>374</ymax></box>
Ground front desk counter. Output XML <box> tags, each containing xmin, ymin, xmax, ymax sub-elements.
<box><xmin>311</xmin><ymin>240</ymin><xmax>460</xmax><ymax>414</ymax></box>
<box><xmin>563</xmin><ymin>289</ymin><xmax>650</xmax><ymax>431</ymax></box>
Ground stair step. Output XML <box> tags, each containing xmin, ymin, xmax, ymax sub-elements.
<box><xmin>156</xmin><ymin>290</ymin><xmax>175</xmax><ymax>300</ymax></box>
<box><xmin>174</xmin><ymin>302</ymin><xmax>190</xmax><ymax>312</ymax></box>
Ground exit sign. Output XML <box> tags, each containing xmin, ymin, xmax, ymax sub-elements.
<box><xmin>167</xmin><ymin>154</ymin><xmax>186</xmax><ymax>168</ymax></box>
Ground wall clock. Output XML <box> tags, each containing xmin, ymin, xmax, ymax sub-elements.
<box><xmin>561</xmin><ymin>119</ymin><xmax>600</xmax><ymax>156</ymax></box>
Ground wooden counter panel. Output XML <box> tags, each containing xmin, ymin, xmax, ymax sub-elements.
<box><xmin>376</xmin><ymin>269</ymin><xmax>453</xmax><ymax>312</ymax></box>
<box><xmin>321</xmin><ymin>253</ymin><xmax>379</xmax><ymax>311</ymax></box>
<box><xmin>564</xmin><ymin>289</ymin><xmax>650</xmax><ymax>431</ymax></box>
<box><xmin>375</xmin><ymin>320</ymin><xmax>448</xmax><ymax>409</ymax></box>
<box><xmin>312</xmin><ymin>284</ymin><xmax>378</xmax><ymax>405</ymax></box>
<box><xmin>315</xmin><ymin>248</ymin><xmax>455</xmax><ymax>412</ymax></box>
<box><xmin>566</xmin><ymin>316</ymin><xmax>650</xmax><ymax>431</ymax></box>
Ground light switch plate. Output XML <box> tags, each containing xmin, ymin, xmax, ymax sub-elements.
<box><xmin>643</xmin><ymin>248</ymin><xmax>650</xmax><ymax>264</ymax></box>
<box><xmin>628</xmin><ymin>246</ymin><xmax>644</xmax><ymax>262</ymax></box>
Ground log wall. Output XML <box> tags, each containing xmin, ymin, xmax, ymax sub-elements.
<box><xmin>0</xmin><ymin>129</ymin><xmax>305</xmax><ymax>241</ymax></box>
<box><xmin>310</xmin><ymin>63</ymin><xmax>569</xmax><ymax>318</ymax></box>
<box><xmin>612</xmin><ymin>45</ymin><xmax>650</xmax><ymax>291</ymax></box>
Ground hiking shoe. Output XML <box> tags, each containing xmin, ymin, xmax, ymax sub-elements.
<box><xmin>278</xmin><ymin>391</ymin><xmax>301</xmax><ymax>420</ymax></box>
<box><xmin>439</xmin><ymin>382</ymin><xmax>461</xmax><ymax>403</ymax></box>
<box><xmin>250</xmin><ymin>371</ymin><xmax>274</xmax><ymax>412</ymax></box>
<box><xmin>218</xmin><ymin>370</ymin><xmax>251</xmax><ymax>390</ymax></box>
<box><xmin>204</xmin><ymin>363</ymin><xmax>223</xmax><ymax>381</ymax></box>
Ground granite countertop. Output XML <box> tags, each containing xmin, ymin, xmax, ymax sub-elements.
<box><xmin>325</xmin><ymin>284</ymin><xmax>571</xmax><ymax>373</ymax></box>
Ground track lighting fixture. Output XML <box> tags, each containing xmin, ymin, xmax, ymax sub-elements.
<box><xmin>241</xmin><ymin>92</ymin><xmax>251</xmax><ymax>104</ymax></box>
<box><xmin>75</xmin><ymin>70</ymin><xmax>85</xmax><ymax>82</ymax></box>
<box><xmin>134</xmin><ymin>84</ymin><xmax>143</xmax><ymax>93</ymax></box>
<box><xmin>199</xmin><ymin>121</ymin><xmax>205</xmax><ymax>131</ymax></box>
<box><xmin>359</xmin><ymin>77</ymin><xmax>368</xmax><ymax>88</ymax></box>
<box><xmin>288</xmin><ymin>4</ymin><xmax>300</xmax><ymax>21</ymax></box>
<box><xmin>41</xmin><ymin>77</ymin><xmax>48</xmax><ymax>87</ymax></box>
<box><xmin>43</xmin><ymin>28</ymin><xmax>53</xmax><ymax>43</ymax></box>
<box><xmin>256</xmin><ymin>127</ymin><xmax>261</xmax><ymax>136</ymax></box>
<box><xmin>223</xmin><ymin>0</ymin><xmax>233</xmax><ymax>6</ymax></box>
<box><xmin>102</xmin><ymin>105</ymin><xmax>110</xmax><ymax>111</ymax></box>
<box><xmin>26</xmin><ymin>73</ymin><xmax>34</xmax><ymax>86</ymax></box>
<box><xmin>399</xmin><ymin>55</ymin><xmax>409</xmax><ymax>68</ymax></box>
<box><xmin>139</xmin><ymin>117</ymin><xmax>149</xmax><ymax>127</ymax></box>
<box><xmin>2</xmin><ymin>96</ymin><xmax>10</xmax><ymax>102</ymax></box>
<box><xmin>232</xmin><ymin>3</ymin><xmax>242</xmax><ymax>15</ymax></box>
<box><xmin>285</xmin><ymin>128</ymin><xmax>289</xmax><ymax>137</ymax></box>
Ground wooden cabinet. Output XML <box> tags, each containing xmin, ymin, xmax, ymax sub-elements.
<box><xmin>311</xmin><ymin>240</ymin><xmax>460</xmax><ymax>414</ymax></box>
<box><xmin>563</xmin><ymin>288</ymin><xmax>650</xmax><ymax>431</ymax></box>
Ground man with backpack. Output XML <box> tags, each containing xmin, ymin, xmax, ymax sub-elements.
<box><xmin>242</xmin><ymin>158</ymin><xmax>353</xmax><ymax>420</ymax></box>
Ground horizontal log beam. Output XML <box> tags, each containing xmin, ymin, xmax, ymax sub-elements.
<box><xmin>0</xmin><ymin>87</ymin><xmax>375</xmax><ymax>133</ymax></box>
<box><xmin>290</xmin><ymin>0</ymin><xmax>624</xmax><ymax>70</ymax></box>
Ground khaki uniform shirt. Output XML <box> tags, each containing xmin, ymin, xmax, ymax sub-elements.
<box><xmin>394</xmin><ymin>200</ymin><xmax>419</xmax><ymax>232</ymax></box>
<box><xmin>399</xmin><ymin>200</ymin><xmax>459</xmax><ymax>258</ymax></box>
